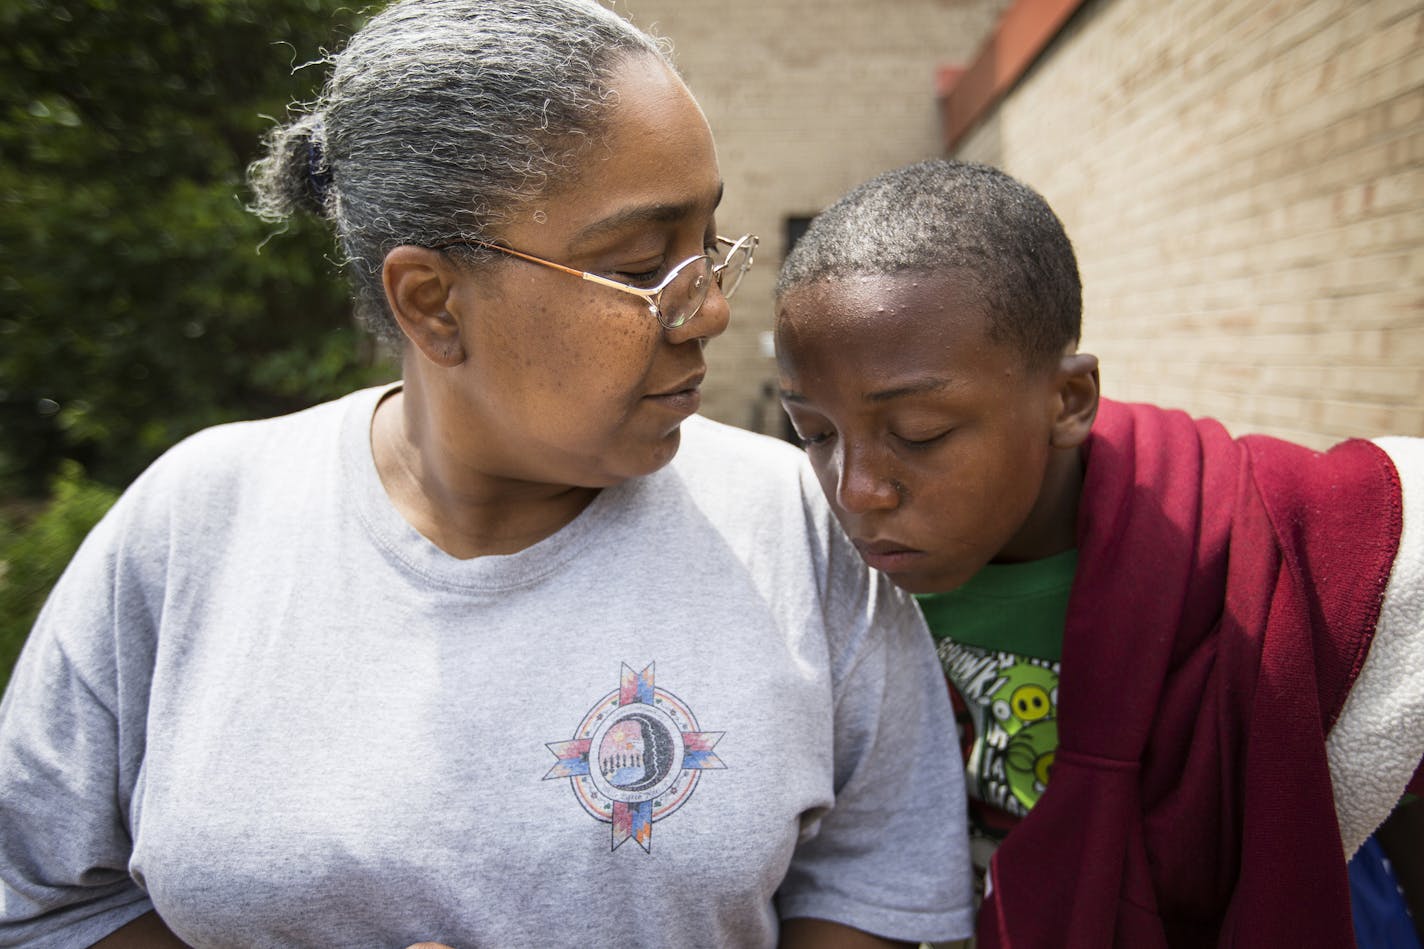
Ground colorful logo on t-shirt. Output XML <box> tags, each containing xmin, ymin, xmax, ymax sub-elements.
<box><xmin>544</xmin><ymin>662</ymin><xmax>725</xmax><ymax>852</ymax></box>
<box><xmin>939</xmin><ymin>641</ymin><xmax>1060</xmax><ymax>817</ymax></box>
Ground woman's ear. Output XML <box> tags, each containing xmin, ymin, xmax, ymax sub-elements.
<box><xmin>1050</xmin><ymin>351</ymin><xmax>1100</xmax><ymax>449</ymax></box>
<box><xmin>382</xmin><ymin>246</ymin><xmax>467</xmax><ymax>368</ymax></box>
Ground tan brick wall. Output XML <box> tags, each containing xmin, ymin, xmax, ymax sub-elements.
<box><xmin>611</xmin><ymin>0</ymin><xmax>1004</xmax><ymax>431</ymax></box>
<box><xmin>957</xmin><ymin>0</ymin><xmax>1424</xmax><ymax>448</ymax></box>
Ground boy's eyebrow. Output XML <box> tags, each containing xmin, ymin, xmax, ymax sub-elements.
<box><xmin>864</xmin><ymin>378</ymin><xmax>951</xmax><ymax>403</ymax></box>
<box><xmin>779</xmin><ymin>377</ymin><xmax>951</xmax><ymax>404</ymax></box>
<box><xmin>569</xmin><ymin>181</ymin><xmax>725</xmax><ymax>249</ymax></box>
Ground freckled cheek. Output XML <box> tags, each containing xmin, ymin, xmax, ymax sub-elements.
<box><xmin>562</xmin><ymin>306</ymin><xmax>662</xmax><ymax>399</ymax></box>
<box><xmin>482</xmin><ymin>285</ymin><xmax>662</xmax><ymax>415</ymax></box>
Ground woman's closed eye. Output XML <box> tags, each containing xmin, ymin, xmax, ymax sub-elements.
<box><xmin>614</xmin><ymin>260</ymin><xmax>665</xmax><ymax>287</ymax></box>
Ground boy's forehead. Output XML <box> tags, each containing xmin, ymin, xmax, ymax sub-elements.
<box><xmin>776</xmin><ymin>270</ymin><xmax>988</xmax><ymax>338</ymax></box>
<box><xmin>775</xmin><ymin>270</ymin><xmax>1006</xmax><ymax>390</ymax></box>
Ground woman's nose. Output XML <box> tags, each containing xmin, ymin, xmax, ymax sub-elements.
<box><xmin>664</xmin><ymin>282</ymin><xmax>730</xmax><ymax>345</ymax></box>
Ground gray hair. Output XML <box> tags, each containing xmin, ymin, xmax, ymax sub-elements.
<box><xmin>248</xmin><ymin>0</ymin><xmax>672</xmax><ymax>342</ymax></box>
<box><xmin>776</xmin><ymin>159</ymin><xmax>1082</xmax><ymax>368</ymax></box>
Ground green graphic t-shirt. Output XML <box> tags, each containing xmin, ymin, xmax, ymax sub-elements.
<box><xmin>916</xmin><ymin>551</ymin><xmax>1076</xmax><ymax>877</ymax></box>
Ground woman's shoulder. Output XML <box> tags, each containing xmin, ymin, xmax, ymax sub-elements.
<box><xmin>160</xmin><ymin>389</ymin><xmax>369</xmax><ymax>473</ymax></box>
<box><xmin>670</xmin><ymin>415</ymin><xmax>819</xmax><ymax>511</ymax></box>
<box><xmin>111</xmin><ymin>387</ymin><xmax>379</xmax><ymax>532</ymax></box>
<box><xmin>675</xmin><ymin>414</ymin><xmax>806</xmax><ymax>475</ymax></box>
<box><xmin>664</xmin><ymin>414</ymin><xmax>841</xmax><ymax>544</ymax></box>
<box><xmin>138</xmin><ymin>387</ymin><xmax>383</xmax><ymax>499</ymax></box>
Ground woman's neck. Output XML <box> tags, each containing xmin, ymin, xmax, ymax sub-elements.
<box><xmin>370</xmin><ymin>382</ymin><xmax>600</xmax><ymax>559</ymax></box>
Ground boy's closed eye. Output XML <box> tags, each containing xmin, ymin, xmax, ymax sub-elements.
<box><xmin>787</xmin><ymin>428</ymin><xmax>952</xmax><ymax>455</ymax></box>
<box><xmin>895</xmin><ymin>429</ymin><xmax>952</xmax><ymax>449</ymax></box>
<box><xmin>782</xmin><ymin>409</ymin><xmax>833</xmax><ymax>448</ymax></box>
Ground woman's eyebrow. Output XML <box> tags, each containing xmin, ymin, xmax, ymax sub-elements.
<box><xmin>570</xmin><ymin>201</ymin><xmax>695</xmax><ymax>248</ymax></box>
<box><xmin>569</xmin><ymin>182</ymin><xmax>724</xmax><ymax>250</ymax></box>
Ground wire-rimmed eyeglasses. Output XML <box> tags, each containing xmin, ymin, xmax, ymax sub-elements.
<box><xmin>430</xmin><ymin>234</ymin><xmax>758</xmax><ymax>330</ymax></box>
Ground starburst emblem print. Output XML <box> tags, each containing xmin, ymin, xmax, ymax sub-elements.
<box><xmin>544</xmin><ymin>662</ymin><xmax>725</xmax><ymax>852</ymax></box>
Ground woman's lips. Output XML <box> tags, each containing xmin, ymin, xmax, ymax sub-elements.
<box><xmin>646</xmin><ymin>374</ymin><xmax>704</xmax><ymax>415</ymax></box>
<box><xmin>645</xmin><ymin>386</ymin><xmax>701</xmax><ymax>415</ymax></box>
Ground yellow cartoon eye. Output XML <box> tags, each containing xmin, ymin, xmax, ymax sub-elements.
<box><xmin>1010</xmin><ymin>684</ymin><xmax>1052</xmax><ymax>722</ymax></box>
<box><xmin>1035</xmin><ymin>750</ymin><xmax>1055</xmax><ymax>786</ymax></box>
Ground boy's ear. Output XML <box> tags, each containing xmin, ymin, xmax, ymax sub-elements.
<box><xmin>382</xmin><ymin>246</ymin><xmax>467</xmax><ymax>368</ymax></box>
<box><xmin>1050</xmin><ymin>351</ymin><xmax>1100</xmax><ymax>449</ymax></box>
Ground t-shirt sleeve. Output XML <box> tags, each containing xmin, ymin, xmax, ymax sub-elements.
<box><xmin>776</xmin><ymin>517</ymin><xmax>975</xmax><ymax>943</ymax></box>
<box><xmin>0</xmin><ymin>496</ymin><xmax>157</xmax><ymax>946</ymax></box>
<box><xmin>1327</xmin><ymin>436</ymin><xmax>1424</xmax><ymax>856</ymax></box>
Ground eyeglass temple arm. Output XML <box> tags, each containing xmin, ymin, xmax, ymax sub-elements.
<box><xmin>458</xmin><ymin>239</ymin><xmax>581</xmax><ymax>278</ymax></box>
<box><xmin>462</xmin><ymin>238</ymin><xmax>658</xmax><ymax>300</ymax></box>
<box><xmin>579</xmin><ymin>271</ymin><xmax>657</xmax><ymax>299</ymax></box>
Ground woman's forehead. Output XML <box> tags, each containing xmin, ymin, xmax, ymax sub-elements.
<box><xmin>517</xmin><ymin>56</ymin><xmax>720</xmax><ymax>245</ymax></box>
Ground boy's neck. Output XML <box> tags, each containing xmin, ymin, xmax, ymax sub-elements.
<box><xmin>992</xmin><ymin>444</ymin><xmax>1085</xmax><ymax>564</ymax></box>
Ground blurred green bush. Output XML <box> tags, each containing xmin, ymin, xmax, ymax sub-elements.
<box><xmin>0</xmin><ymin>462</ymin><xmax>118</xmax><ymax>694</ymax></box>
<box><xmin>0</xmin><ymin>0</ymin><xmax>391</xmax><ymax>496</ymax></box>
<box><xmin>0</xmin><ymin>0</ymin><xmax>396</xmax><ymax>690</ymax></box>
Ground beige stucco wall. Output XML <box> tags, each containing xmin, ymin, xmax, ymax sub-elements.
<box><xmin>611</xmin><ymin>0</ymin><xmax>1005</xmax><ymax>432</ymax></box>
<box><xmin>957</xmin><ymin>0</ymin><xmax>1424</xmax><ymax>448</ymax></box>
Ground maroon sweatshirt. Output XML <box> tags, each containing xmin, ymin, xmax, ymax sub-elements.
<box><xmin>977</xmin><ymin>399</ymin><xmax>1406</xmax><ymax>948</ymax></box>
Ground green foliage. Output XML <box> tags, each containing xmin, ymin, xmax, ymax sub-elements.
<box><xmin>0</xmin><ymin>461</ymin><xmax>118</xmax><ymax>695</ymax></box>
<box><xmin>0</xmin><ymin>0</ymin><xmax>393</xmax><ymax>495</ymax></box>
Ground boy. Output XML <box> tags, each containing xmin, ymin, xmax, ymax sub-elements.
<box><xmin>773</xmin><ymin>159</ymin><xmax>1424</xmax><ymax>946</ymax></box>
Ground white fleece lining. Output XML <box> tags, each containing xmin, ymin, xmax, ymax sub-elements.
<box><xmin>1327</xmin><ymin>436</ymin><xmax>1424</xmax><ymax>858</ymax></box>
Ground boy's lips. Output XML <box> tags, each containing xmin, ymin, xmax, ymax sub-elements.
<box><xmin>852</xmin><ymin>538</ymin><xmax>926</xmax><ymax>573</ymax></box>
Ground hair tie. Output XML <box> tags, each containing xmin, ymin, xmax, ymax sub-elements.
<box><xmin>306</xmin><ymin>118</ymin><xmax>333</xmax><ymax>206</ymax></box>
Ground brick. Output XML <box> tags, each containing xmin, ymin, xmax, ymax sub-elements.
<box><xmin>1318</xmin><ymin>398</ymin><xmax>1418</xmax><ymax>435</ymax></box>
<box><xmin>1325</xmin><ymin>365</ymin><xmax>1424</xmax><ymax>400</ymax></box>
<box><xmin>1260</xmin><ymin>364</ymin><xmax>1326</xmax><ymax>394</ymax></box>
<box><xmin>1345</xmin><ymin>11</ymin><xmax>1424</xmax><ymax>75</ymax></box>
<box><xmin>1386</xmin><ymin>90</ymin><xmax>1424</xmax><ymax>130</ymax></box>
<box><xmin>975</xmin><ymin>0</ymin><xmax>1424</xmax><ymax>442</ymax></box>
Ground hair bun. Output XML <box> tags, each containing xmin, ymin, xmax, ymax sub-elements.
<box><xmin>248</xmin><ymin>112</ymin><xmax>333</xmax><ymax>223</ymax></box>
<box><xmin>304</xmin><ymin>117</ymin><xmax>333</xmax><ymax>208</ymax></box>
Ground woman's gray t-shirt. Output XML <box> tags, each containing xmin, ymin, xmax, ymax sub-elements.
<box><xmin>0</xmin><ymin>386</ymin><xmax>973</xmax><ymax>947</ymax></box>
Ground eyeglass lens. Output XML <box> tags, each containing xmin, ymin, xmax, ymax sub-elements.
<box><xmin>717</xmin><ymin>240</ymin><xmax>754</xmax><ymax>300</ymax></box>
<box><xmin>658</xmin><ymin>238</ymin><xmax>756</xmax><ymax>329</ymax></box>
<box><xmin>659</xmin><ymin>259</ymin><xmax>713</xmax><ymax>329</ymax></box>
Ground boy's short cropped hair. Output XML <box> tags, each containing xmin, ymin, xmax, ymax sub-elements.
<box><xmin>776</xmin><ymin>159</ymin><xmax>1083</xmax><ymax>369</ymax></box>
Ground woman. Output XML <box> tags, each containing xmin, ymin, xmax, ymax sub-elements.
<box><xmin>0</xmin><ymin>2</ymin><xmax>973</xmax><ymax>946</ymax></box>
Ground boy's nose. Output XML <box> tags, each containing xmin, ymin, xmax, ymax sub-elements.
<box><xmin>835</xmin><ymin>445</ymin><xmax>900</xmax><ymax>515</ymax></box>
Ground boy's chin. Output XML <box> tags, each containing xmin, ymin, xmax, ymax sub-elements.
<box><xmin>880</xmin><ymin>564</ymin><xmax>982</xmax><ymax>596</ymax></box>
